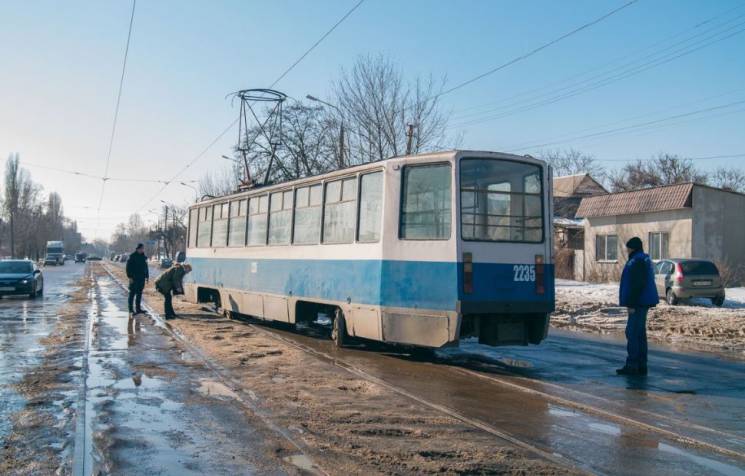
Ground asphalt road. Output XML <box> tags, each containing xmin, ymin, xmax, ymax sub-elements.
<box><xmin>0</xmin><ymin>262</ymin><xmax>85</xmax><ymax>441</ymax></box>
<box><xmin>2</xmin><ymin>262</ymin><xmax>745</xmax><ymax>475</ymax></box>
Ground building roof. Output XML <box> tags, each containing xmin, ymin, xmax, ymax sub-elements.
<box><xmin>576</xmin><ymin>182</ymin><xmax>694</xmax><ymax>218</ymax></box>
<box><xmin>553</xmin><ymin>173</ymin><xmax>608</xmax><ymax>198</ymax></box>
<box><xmin>554</xmin><ymin>196</ymin><xmax>582</xmax><ymax>219</ymax></box>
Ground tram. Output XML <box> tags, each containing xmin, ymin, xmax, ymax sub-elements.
<box><xmin>184</xmin><ymin>150</ymin><xmax>554</xmax><ymax>348</ymax></box>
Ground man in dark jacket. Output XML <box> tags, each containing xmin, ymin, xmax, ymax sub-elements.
<box><xmin>126</xmin><ymin>243</ymin><xmax>149</xmax><ymax>315</ymax></box>
<box><xmin>617</xmin><ymin>237</ymin><xmax>659</xmax><ymax>376</ymax></box>
<box><xmin>154</xmin><ymin>263</ymin><xmax>191</xmax><ymax>319</ymax></box>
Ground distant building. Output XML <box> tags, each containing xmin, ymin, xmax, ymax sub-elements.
<box><xmin>575</xmin><ymin>182</ymin><xmax>745</xmax><ymax>282</ymax></box>
<box><xmin>552</xmin><ymin>174</ymin><xmax>607</xmax><ymax>250</ymax></box>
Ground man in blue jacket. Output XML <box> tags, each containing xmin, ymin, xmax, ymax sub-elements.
<box><xmin>617</xmin><ymin>237</ymin><xmax>659</xmax><ymax>376</ymax></box>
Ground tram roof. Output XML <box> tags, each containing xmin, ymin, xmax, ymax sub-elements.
<box><xmin>191</xmin><ymin>150</ymin><xmax>542</xmax><ymax>207</ymax></box>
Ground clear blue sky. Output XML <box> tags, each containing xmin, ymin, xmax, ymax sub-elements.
<box><xmin>1</xmin><ymin>0</ymin><xmax>744</xmax><ymax>239</ymax></box>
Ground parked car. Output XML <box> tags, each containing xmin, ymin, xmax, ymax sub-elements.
<box><xmin>160</xmin><ymin>257</ymin><xmax>173</xmax><ymax>269</ymax></box>
<box><xmin>87</xmin><ymin>255</ymin><xmax>102</xmax><ymax>261</ymax></box>
<box><xmin>0</xmin><ymin>259</ymin><xmax>43</xmax><ymax>299</ymax></box>
<box><xmin>174</xmin><ymin>251</ymin><xmax>186</xmax><ymax>263</ymax></box>
<box><xmin>74</xmin><ymin>252</ymin><xmax>87</xmax><ymax>263</ymax></box>
<box><xmin>654</xmin><ymin>259</ymin><xmax>725</xmax><ymax>306</ymax></box>
<box><xmin>118</xmin><ymin>254</ymin><xmax>128</xmax><ymax>263</ymax></box>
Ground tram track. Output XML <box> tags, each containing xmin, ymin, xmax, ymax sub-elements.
<box><xmin>100</xmin><ymin>262</ymin><xmax>745</xmax><ymax>474</ymax></box>
<box><xmin>245</xmin><ymin>322</ymin><xmax>745</xmax><ymax>466</ymax></box>
<box><xmin>99</xmin><ymin>263</ymin><xmax>328</xmax><ymax>476</ymax></box>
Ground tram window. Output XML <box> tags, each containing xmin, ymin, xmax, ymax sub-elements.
<box><xmin>197</xmin><ymin>206</ymin><xmax>212</xmax><ymax>247</ymax></box>
<box><xmin>358</xmin><ymin>172</ymin><xmax>383</xmax><ymax>242</ymax></box>
<box><xmin>247</xmin><ymin>195</ymin><xmax>268</xmax><ymax>246</ymax></box>
<box><xmin>294</xmin><ymin>184</ymin><xmax>322</xmax><ymax>245</ymax></box>
<box><xmin>212</xmin><ymin>203</ymin><xmax>229</xmax><ymax>247</ymax></box>
<box><xmin>400</xmin><ymin>164</ymin><xmax>451</xmax><ymax>240</ymax></box>
<box><xmin>269</xmin><ymin>191</ymin><xmax>292</xmax><ymax>245</ymax></box>
<box><xmin>228</xmin><ymin>199</ymin><xmax>247</xmax><ymax>247</ymax></box>
<box><xmin>188</xmin><ymin>208</ymin><xmax>198</xmax><ymax>248</ymax></box>
<box><xmin>323</xmin><ymin>178</ymin><xmax>357</xmax><ymax>243</ymax></box>
<box><xmin>460</xmin><ymin>159</ymin><xmax>543</xmax><ymax>243</ymax></box>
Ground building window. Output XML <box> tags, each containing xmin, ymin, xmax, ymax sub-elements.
<box><xmin>323</xmin><ymin>177</ymin><xmax>357</xmax><ymax>244</ymax></box>
<box><xmin>649</xmin><ymin>232</ymin><xmax>669</xmax><ymax>260</ymax></box>
<box><xmin>595</xmin><ymin>234</ymin><xmax>618</xmax><ymax>262</ymax></box>
<box><xmin>197</xmin><ymin>206</ymin><xmax>212</xmax><ymax>248</ymax></box>
<box><xmin>228</xmin><ymin>199</ymin><xmax>248</xmax><ymax>247</ymax></box>
<box><xmin>400</xmin><ymin>164</ymin><xmax>451</xmax><ymax>240</ymax></box>
<box><xmin>293</xmin><ymin>184</ymin><xmax>322</xmax><ymax>245</ymax></box>
<box><xmin>268</xmin><ymin>191</ymin><xmax>293</xmax><ymax>245</ymax></box>
<box><xmin>358</xmin><ymin>172</ymin><xmax>383</xmax><ymax>242</ymax></box>
<box><xmin>247</xmin><ymin>195</ymin><xmax>268</xmax><ymax>246</ymax></box>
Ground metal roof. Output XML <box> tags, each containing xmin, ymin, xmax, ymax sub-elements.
<box><xmin>576</xmin><ymin>182</ymin><xmax>694</xmax><ymax>218</ymax></box>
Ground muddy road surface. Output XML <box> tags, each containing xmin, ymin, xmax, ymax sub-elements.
<box><xmin>3</xmin><ymin>261</ymin><xmax>745</xmax><ymax>475</ymax></box>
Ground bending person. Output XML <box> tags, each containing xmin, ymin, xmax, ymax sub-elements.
<box><xmin>154</xmin><ymin>263</ymin><xmax>192</xmax><ymax>319</ymax></box>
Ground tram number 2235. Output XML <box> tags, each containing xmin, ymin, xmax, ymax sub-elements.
<box><xmin>513</xmin><ymin>264</ymin><xmax>536</xmax><ymax>282</ymax></box>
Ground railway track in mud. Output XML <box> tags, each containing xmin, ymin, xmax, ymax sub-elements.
<box><xmin>99</xmin><ymin>262</ymin><xmax>745</xmax><ymax>475</ymax></box>
<box><xmin>94</xmin><ymin>264</ymin><xmax>329</xmax><ymax>476</ymax></box>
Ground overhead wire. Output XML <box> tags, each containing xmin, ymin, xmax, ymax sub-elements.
<box><xmin>430</xmin><ymin>0</ymin><xmax>638</xmax><ymax>102</ymax></box>
<box><xmin>509</xmin><ymin>98</ymin><xmax>745</xmax><ymax>151</ymax></box>
<box><xmin>448</xmin><ymin>8</ymin><xmax>745</xmax><ymax>129</ymax></box>
<box><xmin>134</xmin><ymin>0</ymin><xmax>366</xmax><ymax>213</ymax></box>
<box><xmin>94</xmin><ymin>0</ymin><xmax>137</xmax><ymax>237</ymax></box>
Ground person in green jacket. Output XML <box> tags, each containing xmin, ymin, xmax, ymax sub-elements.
<box><xmin>154</xmin><ymin>263</ymin><xmax>192</xmax><ymax>319</ymax></box>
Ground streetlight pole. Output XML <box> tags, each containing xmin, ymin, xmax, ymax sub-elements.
<box><xmin>306</xmin><ymin>94</ymin><xmax>345</xmax><ymax>168</ymax></box>
<box><xmin>179</xmin><ymin>181</ymin><xmax>199</xmax><ymax>202</ymax></box>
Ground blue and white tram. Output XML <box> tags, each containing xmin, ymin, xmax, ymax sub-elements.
<box><xmin>184</xmin><ymin>150</ymin><xmax>554</xmax><ymax>348</ymax></box>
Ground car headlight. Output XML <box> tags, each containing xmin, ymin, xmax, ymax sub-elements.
<box><xmin>20</xmin><ymin>279</ymin><xmax>28</xmax><ymax>284</ymax></box>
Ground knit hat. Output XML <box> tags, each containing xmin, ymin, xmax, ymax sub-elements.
<box><xmin>626</xmin><ymin>237</ymin><xmax>643</xmax><ymax>251</ymax></box>
<box><xmin>136</xmin><ymin>243</ymin><xmax>144</xmax><ymax>250</ymax></box>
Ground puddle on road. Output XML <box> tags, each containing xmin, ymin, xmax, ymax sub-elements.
<box><xmin>587</xmin><ymin>422</ymin><xmax>622</xmax><ymax>436</ymax></box>
<box><xmin>659</xmin><ymin>443</ymin><xmax>745</xmax><ymax>476</ymax></box>
<box><xmin>283</xmin><ymin>454</ymin><xmax>322</xmax><ymax>474</ymax></box>
<box><xmin>196</xmin><ymin>379</ymin><xmax>240</xmax><ymax>401</ymax></box>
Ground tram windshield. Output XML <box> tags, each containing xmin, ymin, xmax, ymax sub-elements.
<box><xmin>460</xmin><ymin>158</ymin><xmax>543</xmax><ymax>243</ymax></box>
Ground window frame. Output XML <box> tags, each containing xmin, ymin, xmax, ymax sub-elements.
<box><xmin>227</xmin><ymin>198</ymin><xmax>248</xmax><ymax>247</ymax></box>
<box><xmin>595</xmin><ymin>233</ymin><xmax>619</xmax><ymax>263</ymax></box>
<box><xmin>458</xmin><ymin>157</ymin><xmax>545</xmax><ymax>244</ymax></box>
<box><xmin>648</xmin><ymin>231</ymin><xmax>670</xmax><ymax>261</ymax></box>
<box><xmin>321</xmin><ymin>174</ymin><xmax>359</xmax><ymax>245</ymax></box>
<box><xmin>267</xmin><ymin>189</ymin><xmax>294</xmax><ymax>246</ymax></box>
<box><xmin>356</xmin><ymin>170</ymin><xmax>384</xmax><ymax>243</ymax></box>
<box><xmin>246</xmin><ymin>194</ymin><xmax>269</xmax><ymax>247</ymax></box>
<box><xmin>398</xmin><ymin>162</ymin><xmax>453</xmax><ymax>241</ymax></box>
<box><xmin>292</xmin><ymin>182</ymin><xmax>323</xmax><ymax>245</ymax></box>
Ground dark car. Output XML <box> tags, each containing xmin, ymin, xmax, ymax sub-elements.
<box><xmin>654</xmin><ymin>259</ymin><xmax>725</xmax><ymax>306</ymax></box>
<box><xmin>74</xmin><ymin>252</ymin><xmax>87</xmax><ymax>263</ymax></box>
<box><xmin>87</xmin><ymin>255</ymin><xmax>102</xmax><ymax>261</ymax></box>
<box><xmin>0</xmin><ymin>260</ymin><xmax>44</xmax><ymax>299</ymax></box>
<box><xmin>160</xmin><ymin>257</ymin><xmax>173</xmax><ymax>269</ymax></box>
<box><xmin>174</xmin><ymin>251</ymin><xmax>186</xmax><ymax>263</ymax></box>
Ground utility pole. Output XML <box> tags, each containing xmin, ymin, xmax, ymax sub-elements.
<box><xmin>405</xmin><ymin>123</ymin><xmax>415</xmax><ymax>155</ymax></box>
<box><xmin>306</xmin><ymin>95</ymin><xmax>345</xmax><ymax>168</ymax></box>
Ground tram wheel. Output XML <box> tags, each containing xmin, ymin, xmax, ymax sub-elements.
<box><xmin>332</xmin><ymin>309</ymin><xmax>347</xmax><ymax>348</ymax></box>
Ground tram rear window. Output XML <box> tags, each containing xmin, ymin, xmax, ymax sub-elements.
<box><xmin>460</xmin><ymin>159</ymin><xmax>543</xmax><ymax>243</ymax></box>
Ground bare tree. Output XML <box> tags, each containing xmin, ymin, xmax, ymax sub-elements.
<box><xmin>198</xmin><ymin>162</ymin><xmax>242</xmax><ymax>197</ymax></box>
<box><xmin>333</xmin><ymin>54</ymin><xmax>449</xmax><ymax>164</ymax></box>
<box><xmin>4</xmin><ymin>154</ymin><xmax>21</xmax><ymax>257</ymax></box>
<box><xmin>608</xmin><ymin>154</ymin><xmax>708</xmax><ymax>192</ymax></box>
<box><xmin>709</xmin><ymin>167</ymin><xmax>745</xmax><ymax>192</ymax></box>
<box><xmin>538</xmin><ymin>148</ymin><xmax>605</xmax><ymax>178</ymax></box>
